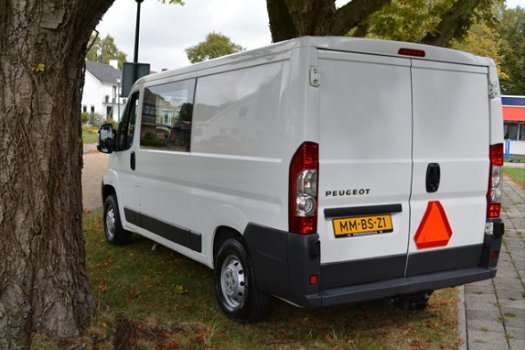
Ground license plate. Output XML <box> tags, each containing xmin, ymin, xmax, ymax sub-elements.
<box><xmin>333</xmin><ymin>214</ymin><xmax>393</xmax><ymax>237</ymax></box>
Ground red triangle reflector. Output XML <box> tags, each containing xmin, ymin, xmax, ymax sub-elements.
<box><xmin>414</xmin><ymin>201</ymin><xmax>453</xmax><ymax>249</ymax></box>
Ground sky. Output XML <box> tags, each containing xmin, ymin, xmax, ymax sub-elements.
<box><xmin>96</xmin><ymin>0</ymin><xmax>525</xmax><ymax>72</ymax></box>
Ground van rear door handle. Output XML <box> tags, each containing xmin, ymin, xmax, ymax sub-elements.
<box><xmin>426</xmin><ymin>163</ymin><xmax>440</xmax><ymax>193</ymax></box>
<box><xmin>130</xmin><ymin>151</ymin><xmax>136</xmax><ymax>171</ymax></box>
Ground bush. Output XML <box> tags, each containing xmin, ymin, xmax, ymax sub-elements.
<box><xmin>141</xmin><ymin>131</ymin><xmax>165</xmax><ymax>147</ymax></box>
<box><xmin>82</xmin><ymin>113</ymin><xmax>105</xmax><ymax>127</ymax></box>
<box><xmin>81</xmin><ymin>112</ymin><xmax>90</xmax><ymax>124</ymax></box>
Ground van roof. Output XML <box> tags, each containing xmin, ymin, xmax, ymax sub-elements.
<box><xmin>138</xmin><ymin>36</ymin><xmax>494</xmax><ymax>84</ymax></box>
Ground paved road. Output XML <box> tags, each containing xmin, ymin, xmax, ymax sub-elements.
<box><xmin>461</xmin><ymin>169</ymin><xmax>525</xmax><ymax>350</ymax></box>
<box><xmin>82</xmin><ymin>145</ymin><xmax>108</xmax><ymax>211</ymax></box>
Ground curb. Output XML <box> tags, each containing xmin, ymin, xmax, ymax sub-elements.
<box><xmin>457</xmin><ymin>286</ymin><xmax>467</xmax><ymax>350</ymax></box>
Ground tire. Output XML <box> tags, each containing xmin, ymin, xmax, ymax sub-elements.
<box><xmin>214</xmin><ymin>238</ymin><xmax>271</xmax><ymax>322</ymax></box>
<box><xmin>103</xmin><ymin>195</ymin><xmax>132</xmax><ymax>245</ymax></box>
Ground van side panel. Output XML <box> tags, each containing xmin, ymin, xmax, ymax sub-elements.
<box><xmin>132</xmin><ymin>76</ymin><xmax>204</xmax><ymax>262</ymax></box>
<box><xmin>191</xmin><ymin>61</ymin><xmax>289</xmax><ymax>263</ymax></box>
<box><xmin>488</xmin><ymin>65</ymin><xmax>504</xmax><ymax>144</ymax></box>
<box><xmin>192</xmin><ymin>62</ymin><xmax>285</xmax><ymax>158</ymax></box>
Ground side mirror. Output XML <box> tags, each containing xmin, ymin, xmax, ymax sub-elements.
<box><xmin>97</xmin><ymin>123</ymin><xmax>116</xmax><ymax>154</ymax></box>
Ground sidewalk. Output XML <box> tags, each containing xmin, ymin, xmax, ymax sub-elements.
<box><xmin>82</xmin><ymin>144</ymin><xmax>109</xmax><ymax>211</ymax></box>
<box><xmin>461</xmin><ymin>171</ymin><xmax>525</xmax><ymax>349</ymax></box>
<box><xmin>83</xmin><ymin>143</ymin><xmax>98</xmax><ymax>154</ymax></box>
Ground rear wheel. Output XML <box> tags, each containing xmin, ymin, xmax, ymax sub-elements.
<box><xmin>214</xmin><ymin>238</ymin><xmax>270</xmax><ymax>322</ymax></box>
<box><xmin>103</xmin><ymin>195</ymin><xmax>132</xmax><ymax>245</ymax></box>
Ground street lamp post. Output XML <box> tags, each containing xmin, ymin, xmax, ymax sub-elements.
<box><xmin>116</xmin><ymin>76</ymin><xmax>121</xmax><ymax>122</ymax></box>
<box><xmin>120</xmin><ymin>0</ymin><xmax>149</xmax><ymax>98</ymax></box>
<box><xmin>134</xmin><ymin>0</ymin><xmax>144</xmax><ymax>64</ymax></box>
<box><xmin>133</xmin><ymin>0</ymin><xmax>144</xmax><ymax>84</ymax></box>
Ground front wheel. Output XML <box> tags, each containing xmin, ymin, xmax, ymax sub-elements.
<box><xmin>103</xmin><ymin>195</ymin><xmax>132</xmax><ymax>245</ymax></box>
<box><xmin>214</xmin><ymin>238</ymin><xmax>270</xmax><ymax>322</ymax></box>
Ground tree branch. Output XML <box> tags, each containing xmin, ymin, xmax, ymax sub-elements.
<box><xmin>421</xmin><ymin>0</ymin><xmax>484</xmax><ymax>47</ymax></box>
<box><xmin>332</xmin><ymin>0</ymin><xmax>391</xmax><ymax>35</ymax></box>
<box><xmin>266</xmin><ymin>0</ymin><xmax>297</xmax><ymax>42</ymax></box>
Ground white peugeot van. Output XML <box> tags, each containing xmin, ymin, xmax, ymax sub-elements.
<box><xmin>97</xmin><ymin>37</ymin><xmax>505</xmax><ymax>322</ymax></box>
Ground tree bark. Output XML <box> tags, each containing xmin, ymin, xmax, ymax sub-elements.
<box><xmin>0</xmin><ymin>1</ymin><xmax>113</xmax><ymax>348</ymax></box>
<box><xmin>266</xmin><ymin>0</ymin><xmax>491</xmax><ymax>48</ymax></box>
<box><xmin>331</xmin><ymin>0</ymin><xmax>391</xmax><ymax>35</ymax></box>
<box><xmin>266</xmin><ymin>0</ymin><xmax>298</xmax><ymax>42</ymax></box>
<box><xmin>266</xmin><ymin>0</ymin><xmax>391</xmax><ymax>42</ymax></box>
<box><xmin>421</xmin><ymin>0</ymin><xmax>486</xmax><ymax>46</ymax></box>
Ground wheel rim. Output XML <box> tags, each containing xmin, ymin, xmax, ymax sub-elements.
<box><xmin>220</xmin><ymin>254</ymin><xmax>246</xmax><ymax>310</ymax></box>
<box><xmin>105</xmin><ymin>206</ymin><xmax>116</xmax><ymax>241</ymax></box>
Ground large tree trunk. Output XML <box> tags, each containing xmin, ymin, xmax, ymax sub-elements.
<box><xmin>266</xmin><ymin>0</ymin><xmax>492</xmax><ymax>48</ymax></box>
<box><xmin>266</xmin><ymin>0</ymin><xmax>391</xmax><ymax>42</ymax></box>
<box><xmin>0</xmin><ymin>1</ymin><xmax>113</xmax><ymax>348</ymax></box>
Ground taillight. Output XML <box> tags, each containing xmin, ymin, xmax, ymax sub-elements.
<box><xmin>289</xmin><ymin>142</ymin><xmax>319</xmax><ymax>234</ymax></box>
<box><xmin>487</xmin><ymin>143</ymin><xmax>503</xmax><ymax>219</ymax></box>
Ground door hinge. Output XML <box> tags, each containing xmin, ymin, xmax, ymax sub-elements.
<box><xmin>310</xmin><ymin>66</ymin><xmax>320</xmax><ymax>87</ymax></box>
<box><xmin>488</xmin><ymin>81</ymin><xmax>499</xmax><ymax>99</ymax></box>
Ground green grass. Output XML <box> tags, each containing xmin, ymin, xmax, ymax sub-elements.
<box><xmin>82</xmin><ymin>126</ymin><xmax>98</xmax><ymax>144</ymax></box>
<box><xmin>503</xmin><ymin>167</ymin><xmax>525</xmax><ymax>188</ymax></box>
<box><xmin>67</xmin><ymin>211</ymin><xmax>462</xmax><ymax>349</ymax></box>
<box><xmin>33</xmin><ymin>211</ymin><xmax>462</xmax><ymax>349</ymax></box>
<box><xmin>507</xmin><ymin>155</ymin><xmax>525</xmax><ymax>163</ymax></box>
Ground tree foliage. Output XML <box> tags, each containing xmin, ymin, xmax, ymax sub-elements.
<box><xmin>266</xmin><ymin>0</ymin><xmax>390</xmax><ymax>42</ymax></box>
<box><xmin>447</xmin><ymin>3</ymin><xmax>524</xmax><ymax>94</ymax></box>
<box><xmin>86</xmin><ymin>33</ymin><xmax>127</xmax><ymax>69</ymax></box>
<box><xmin>267</xmin><ymin>0</ymin><xmax>522</xmax><ymax>86</ymax></box>
<box><xmin>497</xmin><ymin>6</ymin><xmax>525</xmax><ymax>95</ymax></box>
<box><xmin>266</xmin><ymin>0</ymin><xmax>502</xmax><ymax>47</ymax></box>
<box><xmin>185</xmin><ymin>32</ymin><xmax>244</xmax><ymax>63</ymax></box>
<box><xmin>450</xmin><ymin>20</ymin><xmax>508</xmax><ymax>81</ymax></box>
<box><xmin>352</xmin><ymin>0</ymin><xmax>500</xmax><ymax>43</ymax></box>
<box><xmin>351</xmin><ymin>0</ymin><xmax>441</xmax><ymax>41</ymax></box>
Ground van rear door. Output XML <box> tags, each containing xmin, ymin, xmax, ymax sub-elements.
<box><xmin>317</xmin><ymin>50</ymin><xmax>413</xmax><ymax>287</ymax></box>
<box><xmin>317</xmin><ymin>48</ymin><xmax>491</xmax><ymax>289</ymax></box>
<box><xmin>406</xmin><ymin>60</ymin><xmax>490</xmax><ymax>275</ymax></box>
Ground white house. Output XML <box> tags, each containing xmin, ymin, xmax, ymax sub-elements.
<box><xmin>82</xmin><ymin>60</ymin><xmax>124</xmax><ymax>122</ymax></box>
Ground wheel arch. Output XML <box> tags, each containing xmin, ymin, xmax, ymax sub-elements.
<box><xmin>102</xmin><ymin>183</ymin><xmax>116</xmax><ymax>203</ymax></box>
<box><xmin>212</xmin><ymin>226</ymin><xmax>245</xmax><ymax>268</ymax></box>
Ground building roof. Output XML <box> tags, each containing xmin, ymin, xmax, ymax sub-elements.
<box><xmin>86</xmin><ymin>60</ymin><xmax>121</xmax><ymax>84</ymax></box>
<box><xmin>502</xmin><ymin>96</ymin><xmax>525</xmax><ymax>122</ymax></box>
<box><xmin>502</xmin><ymin>96</ymin><xmax>525</xmax><ymax>107</ymax></box>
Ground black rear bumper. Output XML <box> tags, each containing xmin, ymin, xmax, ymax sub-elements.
<box><xmin>317</xmin><ymin>266</ymin><xmax>494</xmax><ymax>307</ymax></box>
<box><xmin>244</xmin><ymin>221</ymin><xmax>503</xmax><ymax>308</ymax></box>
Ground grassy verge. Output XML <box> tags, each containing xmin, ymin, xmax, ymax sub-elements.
<box><xmin>35</xmin><ymin>212</ymin><xmax>462</xmax><ymax>349</ymax></box>
<box><xmin>82</xmin><ymin>126</ymin><xmax>98</xmax><ymax>144</ymax></box>
<box><xmin>503</xmin><ymin>167</ymin><xmax>525</xmax><ymax>188</ymax></box>
<box><xmin>507</xmin><ymin>155</ymin><xmax>525</xmax><ymax>163</ymax></box>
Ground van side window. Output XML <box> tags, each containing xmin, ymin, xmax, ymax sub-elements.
<box><xmin>191</xmin><ymin>62</ymin><xmax>283</xmax><ymax>157</ymax></box>
<box><xmin>140</xmin><ymin>79</ymin><xmax>195</xmax><ymax>152</ymax></box>
<box><xmin>117</xmin><ymin>91</ymin><xmax>139</xmax><ymax>151</ymax></box>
